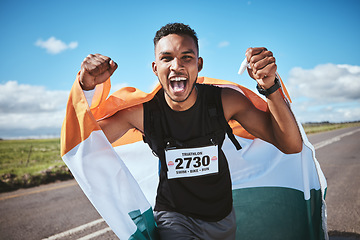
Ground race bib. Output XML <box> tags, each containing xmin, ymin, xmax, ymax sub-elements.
<box><xmin>165</xmin><ymin>145</ymin><xmax>219</xmax><ymax>179</ymax></box>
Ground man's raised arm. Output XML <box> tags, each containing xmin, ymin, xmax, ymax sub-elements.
<box><xmin>223</xmin><ymin>47</ymin><xmax>302</xmax><ymax>154</ymax></box>
<box><xmin>79</xmin><ymin>54</ymin><xmax>143</xmax><ymax>143</ymax></box>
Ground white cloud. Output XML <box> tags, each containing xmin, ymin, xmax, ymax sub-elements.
<box><xmin>0</xmin><ymin>81</ymin><xmax>69</xmax><ymax>138</ymax></box>
<box><xmin>218</xmin><ymin>41</ymin><xmax>230</xmax><ymax>48</ymax></box>
<box><xmin>35</xmin><ymin>37</ymin><xmax>78</xmax><ymax>54</ymax></box>
<box><xmin>286</xmin><ymin>64</ymin><xmax>360</xmax><ymax>122</ymax></box>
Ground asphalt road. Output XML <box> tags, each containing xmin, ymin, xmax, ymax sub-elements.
<box><xmin>310</xmin><ymin>126</ymin><xmax>360</xmax><ymax>239</ymax></box>
<box><xmin>0</xmin><ymin>126</ymin><xmax>359</xmax><ymax>240</ymax></box>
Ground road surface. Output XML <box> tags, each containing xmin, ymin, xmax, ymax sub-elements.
<box><xmin>0</xmin><ymin>126</ymin><xmax>359</xmax><ymax>239</ymax></box>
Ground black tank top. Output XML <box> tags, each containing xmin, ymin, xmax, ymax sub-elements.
<box><xmin>143</xmin><ymin>84</ymin><xmax>233</xmax><ymax>221</ymax></box>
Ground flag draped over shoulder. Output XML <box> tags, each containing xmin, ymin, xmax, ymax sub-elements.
<box><xmin>61</xmin><ymin>74</ymin><xmax>328</xmax><ymax>240</ymax></box>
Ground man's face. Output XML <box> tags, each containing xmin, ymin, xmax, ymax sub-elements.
<box><xmin>152</xmin><ymin>34</ymin><xmax>203</xmax><ymax>108</ymax></box>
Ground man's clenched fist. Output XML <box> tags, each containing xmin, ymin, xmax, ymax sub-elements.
<box><xmin>79</xmin><ymin>54</ymin><xmax>118</xmax><ymax>90</ymax></box>
<box><xmin>245</xmin><ymin>47</ymin><xmax>277</xmax><ymax>90</ymax></box>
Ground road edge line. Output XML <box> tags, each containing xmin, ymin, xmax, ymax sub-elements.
<box><xmin>77</xmin><ymin>227</ymin><xmax>112</xmax><ymax>240</ymax></box>
<box><xmin>314</xmin><ymin>128</ymin><xmax>360</xmax><ymax>150</ymax></box>
<box><xmin>42</xmin><ymin>218</ymin><xmax>104</xmax><ymax>240</ymax></box>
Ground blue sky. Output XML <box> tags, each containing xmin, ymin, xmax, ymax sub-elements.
<box><xmin>0</xmin><ymin>0</ymin><xmax>359</xmax><ymax>139</ymax></box>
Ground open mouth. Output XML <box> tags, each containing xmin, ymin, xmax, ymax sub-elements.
<box><xmin>169</xmin><ymin>77</ymin><xmax>187</xmax><ymax>93</ymax></box>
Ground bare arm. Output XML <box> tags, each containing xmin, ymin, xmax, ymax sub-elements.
<box><xmin>80</xmin><ymin>54</ymin><xmax>143</xmax><ymax>143</ymax></box>
<box><xmin>98</xmin><ymin>104</ymin><xmax>144</xmax><ymax>143</ymax></box>
<box><xmin>222</xmin><ymin>48</ymin><xmax>302</xmax><ymax>154</ymax></box>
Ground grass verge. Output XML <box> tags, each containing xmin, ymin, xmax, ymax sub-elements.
<box><xmin>302</xmin><ymin>121</ymin><xmax>360</xmax><ymax>134</ymax></box>
<box><xmin>0</xmin><ymin>138</ymin><xmax>72</xmax><ymax>192</ymax></box>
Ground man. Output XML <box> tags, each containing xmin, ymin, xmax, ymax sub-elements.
<box><xmin>79</xmin><ymin>23</ymin><xmax>302</xmax><ymax>239</ymax></box>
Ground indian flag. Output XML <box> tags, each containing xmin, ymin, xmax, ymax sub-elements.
<box><xmin>61</xmin><ymin>74</ymin><xmax>328</xmax><ymax>240</ymax></box>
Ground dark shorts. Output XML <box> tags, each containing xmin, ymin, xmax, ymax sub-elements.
<box><xmin>154</xmin><ymin>208</ymin><xmax>236</xmax><ymax>240</ymax></box>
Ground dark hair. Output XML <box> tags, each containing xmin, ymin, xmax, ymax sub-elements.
<box><xmin>154</xmin><ymin>23</ymin><xmax>199</xmax><ymax>54</ymax></box>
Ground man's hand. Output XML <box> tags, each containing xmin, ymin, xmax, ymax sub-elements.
<box><xmin>79</xmin><ymin>54</ymin><xmax>118</xmax><ymax>90</ymax></box>
<box><xmin>245</xmin><ymin>47</ymin><xmax>277</xmax><ymax>89</ymax></box>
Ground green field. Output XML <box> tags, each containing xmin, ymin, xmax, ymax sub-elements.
<box><xmin>1</xmin><ymin>122</ymin><xmax>359</xmax><ymax>192</ymax></box>
<box><xmin>302</xmin><ymin>121</ymin><xmax>360</xmax><ymax>134</ymax></box>
<box><xmin>0</xmin><ymin>138</ymin><xmax>70</xmax><ymax>192</ymax></box>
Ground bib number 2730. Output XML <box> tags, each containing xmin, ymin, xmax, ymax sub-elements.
<box><xmin>174</xmin><ymin>155</ymin><xmax>210</xmax><ymax>169</ymax></box>
<box><xmin>165</xmin><ymin>145</ymin><xmax>218</xmax><ymax>179</ymax></box>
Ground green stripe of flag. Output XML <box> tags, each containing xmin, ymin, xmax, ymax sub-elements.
<box><xmin>233</xmin><ymin>187</ymin><xmax>326</xmax><ymax>240</ymax></box>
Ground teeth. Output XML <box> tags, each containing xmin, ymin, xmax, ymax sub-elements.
<box><xmin>170</xmin><ymin>77</ymin><xmax>187</xmax><ymax>82</ymax></box>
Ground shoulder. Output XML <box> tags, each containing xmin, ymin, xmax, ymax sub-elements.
<box><xmin>221</xmin><ymin>87</ymin><xmax>246</xmax><ymax>101</ymax></box>
<box><xmin>144</xmin><ymin>89</ymin><xmax>163</xmax><ymax>108</ymax></box>
<box><xmin>98</xmin><ymin>103</ymin><xmax>144</xmax><ymax>143</ymax></box>
<box><xmin>196</xmin><ymin>83</ymin><xmax>216</xmax><ymax>92</ymax></box>
<box><xmin>199</xmin><ymin>83</ymin><xmax>245</xmax><ymax>101</ymax></box>
<box><xmin>112</xmin><ymin>103</ymin><xmax>144</xmax><ymax>131</ymax></box>
<box><xmin>221</xmin><ymin>87</ymin><xmax>253</xmax><ymax>121</ymax></box>
<box><xmin>197</xmin><ymin>83</ymin><xmax>222</xmax><ymax>99</ymax></box>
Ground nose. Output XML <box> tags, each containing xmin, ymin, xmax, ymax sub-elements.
<box><xmin>170</xmin><ymin>57</ymin><xmax>184</xmax><ymax>72</ymax></box>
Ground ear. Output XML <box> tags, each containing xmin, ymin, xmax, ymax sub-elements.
<box><xmin>152</xmin><ymin>61</ymin><xmax>158</xmax><ymax>76</ymax></box>
<box><xmin>197</xmin><ymin>57</ymin><xmax>203</xmax><ymax>72</ymax></box>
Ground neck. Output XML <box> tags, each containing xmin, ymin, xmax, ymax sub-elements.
<box><xmin>165</xmin><ymin>85</ymin><xmax>198</xmax><ymax>111</ymax></box>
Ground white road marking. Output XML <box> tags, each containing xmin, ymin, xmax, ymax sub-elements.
<box><xmin>77</xmin><ymin>227</ymin><xmax>112</xmax><ymax>240</ymax></box>
<box><xmin>313</xmin><ymin>128</ymin><xmax>360</xmax><ymax>150</ymax></box>
<box><xmin>42</xmin><ymin>218</ymin><xmax>105</xmax><ymax>240</ymax></box>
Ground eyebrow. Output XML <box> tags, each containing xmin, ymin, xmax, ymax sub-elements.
<box><xmin>159</xmin><ymin>49</ymin><xmax>196</xmax><ymax>55</ymax></box>
<box><xmin>159</xmin><ymin>51</ymin><xmax>171</xmax><ymax>55</ymax></box>
<box><xmin>182</xmin><ymin>49</ymin><xmax>196</xmax><ymax>55</ymax></box>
